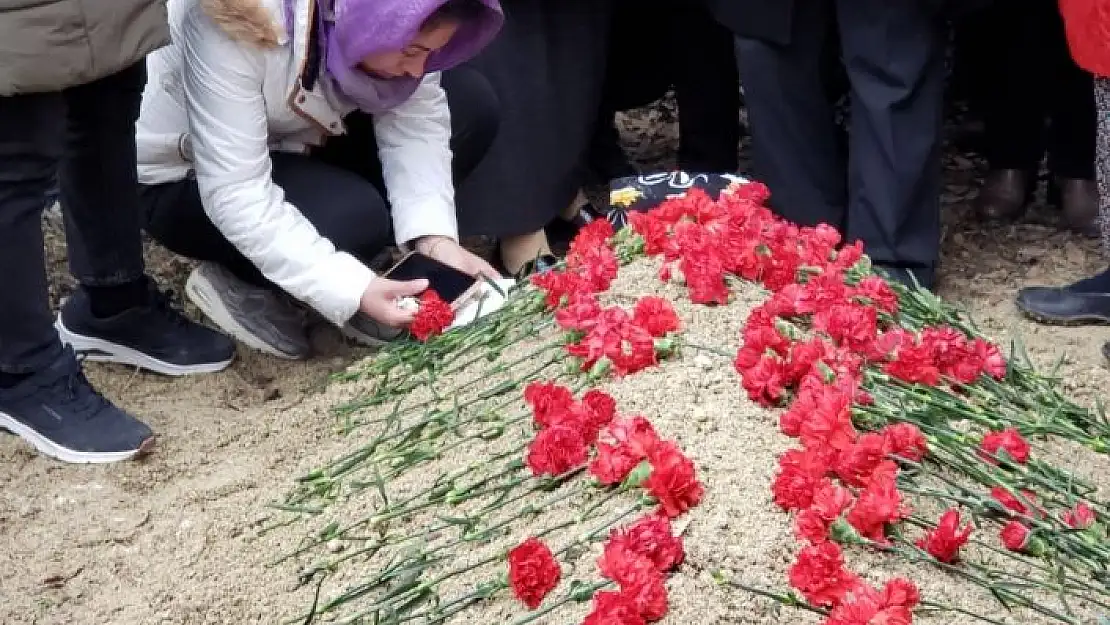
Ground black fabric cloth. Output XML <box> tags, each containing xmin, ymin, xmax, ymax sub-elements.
<box><xmin>455</xmin><ymin>0</ymin><xmax>617</xmax><ymax>237</ymax></box>
<box><xmin>733</xmin><ymin>0</ymin><xmax>947</xmax><ymax>271</ymax></box>
<box><xmin>140</xmin><ymin>68</ymin><xmax>499</xmax><ymax>289</ymax></box>
<box><xmin>589</xmin><ymin>0</ymin><xmax>742</xmax><ymax>180</ymax></box>
<box><xmin>974</xmin><ymin>0</ymin><xmax>1096</xmax><ymax>179</ymax></box>
<box><xmin>0</xmin><ymin>63</ymin><xmax>148</xmax><ymax>374</ymax></box>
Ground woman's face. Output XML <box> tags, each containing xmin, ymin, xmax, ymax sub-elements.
<box><xmin>358</xmin><ymin>21</ymin><xmax>460</xmax><ymax>79</ymax></box>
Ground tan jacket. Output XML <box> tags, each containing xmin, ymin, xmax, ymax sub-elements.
<box><xmin>0</xmin><ymin>0</ymin><xmax>170</xmax><ymax>95</ymax></box>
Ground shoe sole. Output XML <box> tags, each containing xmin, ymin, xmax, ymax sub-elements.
<box><xmin>185</xmin><ymin>270</ymin><xmax>307</xmax><ymax>361</ymax></box>
<box><xmin>1015</xmin><ymin>306</ymin><xmax>1110</xmax><ymax>327</ymax></box>
<box><xmin>0</xmin><ymin>410</ymin><xmax>155</xmax><ymax>464</ymax></box>
<box><xmin>339</xmin><ymin>325</ymin><xmax>391</xmax><ymax>348</ymax></box>
<box><xmin>55</xmin><ymin>317</ymin><xmax>234</xmax><ymax>377</ymax></box>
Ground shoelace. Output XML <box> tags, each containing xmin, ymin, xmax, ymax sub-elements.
<box><xmin>56</xmin><ymin>354</ymin><xmax>110</xmax><ymax>420</ymax></box>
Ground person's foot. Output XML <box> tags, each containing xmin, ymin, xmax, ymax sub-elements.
<box><xmin>1015</xmin><ymin>270</ymin><xmax>1110</xmax><ymax>325</ymax></box>
<box><xmin>1102</xmin><ymin>341</ymin><xmax>1110</xmax><ymax>364</ymax></box>
<box><xmin>184</xmin><ymin>263</ymin><xmax>311</xmax><ymax>360</ymax></box>
<box><xmin>1052</xmin><ymin>177</ymin><xmax>1099</xmax><ymax>237</ymax></box>
<box><xmin>341</xmin><ymin>313</ymin><xmax>405</xmax><ymax>347</ymax></box>
<box><xmin>975</xmin><ymin>169</ymin><xmax>1031</xmax><ymax>223</ymax></box>
<box><xmin>0</xmin><ymin>347</ymin><xmax>155</xmax><ymax>463</ymax></box>
<box><xmin>513</xmin><ymin>253</ymin><xmax>561</xmax><ymax>280</ymax></box>
<box><xmin>545</xmin><ymin>203</ymin><xmax>603</xmax><ymax>251</ymax></box>
<box><xmin>56</xmin><ymin>282</ymin><xmax>236</xmax><ymax>376</ymax></box>
<box><xmin>875</xmin><ymin>265</ymin><xmax>937</xmax><ymax>291</ymax></box>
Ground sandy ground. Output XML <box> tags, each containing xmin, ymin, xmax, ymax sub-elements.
<box><xmin>2</xmin><ymin>101</ymin><xmax>1109</xmax><ymax>625</ymax></box>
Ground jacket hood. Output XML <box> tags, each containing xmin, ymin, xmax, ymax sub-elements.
<box><xmin>200</xmin><ymin>0</ymin><xmax>285</xmax><ymax>48</ymax></box>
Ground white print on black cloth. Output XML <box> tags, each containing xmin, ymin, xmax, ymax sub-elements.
<box><xmin>634</xmin><ymin>171</ymin><xmax>747</xmax><ymax>193</ymax></box>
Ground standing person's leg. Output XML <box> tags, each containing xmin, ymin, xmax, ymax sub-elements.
<box><xmin>0</xmin><ymin>85</ymin><xmax>158</xmax><ymax>464</ymax></box>
<box><xmin>837</xmin><ymin>0</ymin><xmax>946</xmax><ymax>288</ymax></box>
<box><xmin>54</xmin><ymin>62</ymin><xmax>234</xmax><ymax>374</ymax></box>
<box><xmin>976</xmin><ymin>0</ymin><xmax>1049</xmax><ymax>222</ymax></box>
<box><xmin>1042</xmin><ymin>0</ymin><xmax>1098</xmax><ymax>234</ymax></box>
<box><xmin>672</xmin><ymin>0</ymin><xmax>742</xmax><ymax>173</ymax></box>
<box><xmin>733</xmin><ymin>0</ymin><xmax>847</xmax><ymax>229</ymax></box>
<box><xmin>1015</xmin><ymin>77</ymin><xmax>1110</xmax><ymax>324</ymax></box>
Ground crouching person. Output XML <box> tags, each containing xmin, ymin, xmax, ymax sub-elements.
<box><xmin>0</xmin><ymin>0</ymin><xmax>236</xmax><ymax>462</ymax></box>
<box><xmin>135</xmin><ymin>0</ymin><xmax>505</xmax><ymax>359</ymax></box>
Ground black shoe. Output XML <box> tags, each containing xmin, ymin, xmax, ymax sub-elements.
<box><xmin>56</xmin><ymin>284</ymin><xmax>236</xmax><ymax>376</ymax></box>
<box><xmin>874</xmin><ymin>265</ymin><xmax>937</xmax><ymax>291</ymax></box>
<box><xmin>0</xmin><ymin>347</ymin><xmax>155</xmax><ymax>463</ymax></box>
<box><xmin>545</xmin><ymin>203</ymin><xmax>603</xmax><ymax>251</ymax></box>
<box><xmin>515</xmin><ymin>254</ymin><xmax>561</xmax><ymax>280</ymax></box>
<box><xmin>1015</xmin><ymin>286</ymin><xmax>1110</xmax><ymax>325</ymax></box>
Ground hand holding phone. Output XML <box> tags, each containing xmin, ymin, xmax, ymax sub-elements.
<box><xmin>383</xmin><ymin>251</ymin><xmax>484</xmax><ymax>307</ymax></box>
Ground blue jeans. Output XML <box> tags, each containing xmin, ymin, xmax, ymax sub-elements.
<box><xmin>0</xmin><ymin>63</ymin><xmax>147</xmax><ymax>373</ymax></box>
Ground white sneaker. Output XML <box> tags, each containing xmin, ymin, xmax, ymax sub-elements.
<box><xmin>185</xmin><ymin>263</ymin><xmax>311</xmax><ymax>360</ymax></box>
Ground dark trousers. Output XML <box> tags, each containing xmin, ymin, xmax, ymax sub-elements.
<box><xmin>141</xmin><ymin>68</ymin><xmax>499</xmax><ymax>288</ymax></box>
<box><xmin>589</xmin><ymin>0</ymin><xmax>742</xmax><ymax>180</ymax></box>
<box><xmin>0</xmin><ymin>64</ymin><xmax>148</xmax><ymax>374</ymax></box>
<box><xmin>975</xmin><ymin>0</ymin><xmax>1095</xmax><ymax>179</ymax></box>
<box><xmin>735</xmin><ymin>0</ymin><xmax>947</xmax><ymax>270</ymax></box>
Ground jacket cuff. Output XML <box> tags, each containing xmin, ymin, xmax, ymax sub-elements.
<box><xmin>306</xmin><ymin>252</ymin><xmax>375</xmax><ymax>327</ymax></box>
<box><xmin>392</xmin><ymin>199</ymin><xmax>458</xmax><ymax>249</ymax></box>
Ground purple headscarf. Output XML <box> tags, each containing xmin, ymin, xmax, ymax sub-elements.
<box><xmin>304</xmin><ymin>0</ymin><xmax>504</xmax><ymax>113</ymax></box>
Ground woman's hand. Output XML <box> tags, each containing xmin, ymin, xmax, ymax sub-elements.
<box><xmin>360</xmin><ymin>276</ymin><xmax>429</xmax><ymax>327</ymax></box>
<box><xmin>414</xmin><ymin>235</ymin><xmax>502</xmax><ymax>280</ymax></box>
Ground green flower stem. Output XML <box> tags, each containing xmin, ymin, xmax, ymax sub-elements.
<box><xmin>723</xmin><ymin>580</ymin><xmax>827</xmax><ymax>617</ymax></box>
<box><xmin>507</xmin><ymin>581</ymin><xmax>611</xmax><ymax>625</ymax></box>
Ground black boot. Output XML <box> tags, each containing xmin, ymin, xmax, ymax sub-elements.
<box><xmin>1015</xmin><ymin>267</ymin><xmax>1110</xmax><ymax>325</ymax></box>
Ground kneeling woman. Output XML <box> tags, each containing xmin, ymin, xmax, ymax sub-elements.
<box><xmin>135</xmin><ymin>0</ymin><xmax>503</xmax><ymax>359</ymax></box>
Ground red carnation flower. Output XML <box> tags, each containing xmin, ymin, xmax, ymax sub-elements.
<box><xmin>523</xmin><ymin>381</ymin><xmax>576</xmax><ymax>429</ymax></box>
<box><xmin>846</xmin><ymin>469</ymin><xmax>908</xmax><ymax>544</ymax></box>
<box><xmin>916</xmin><ymin>508</ymin><xmax>973</xmax><ymax>563</ymax></box>
<box><xmin>597</xmin><ymin>541</ymin><xmax>669</xmax><ymax>621</ymax></box>
<box><xmin>825</xmin><ymin>578</ymin><xmax>919</xmax><ymax>625</ymax></box>
<box><xmin>772</xmin><ymin>448</ymin><xmax>829</xmax><ymax>511</ymax></box>
<box><xmin>582</xmin><ymin>591</ymin><xmax>647</xmax><ymax>625</ymax></box>
<box><xmin>507</xmin><ymin>537</ymin><xmax>561</xmax><ymax>609</ymax></box>
<box><xmin>632</xmin><ymin>296</ymin><xmax>682</xmax><ymax>337</ymax></box>
<box><xmin>525</xmin><ymin>425</ymin><xmax>588</xmax><ymax>476</ymax></box>
<box><xmin>409</xmin><ymin>290</ymin><xmax>454</xmax><ymax>341</ymax></box>
<box><xmin>643</xmin><ymin>441</ymin><xmax>704</xmax><ymax>518</ymax></box>
<box><xmin>990</xmin><ymin>487</ymin><xmax>1039</xmax><ymax>517</ymax></box>
<box><xmin>835</xmin><ymin>433</ymin><xmax>888</xmax><ymax>487</ymax></box>
<box><xmin>1000</xmin><ymin>520</ymin><xmax>1032</xmax><ymax>552</ymax></box>
<box><xmin>1063</xmin><ymin>502</ymin><xmax>1096</xmax><ymax>529</ymax></box>
<box><xmin>979</xmin><ymin>427</ymin><xmax>1031</xmax><ymax>464</ymax></box>
<box><xmin>787</xmin><ymin>542</ymin><xmax>860</xmax><ymax>608</ymax></box>
<box><xmin>609</xmin><ymin>514</ymin><xmax>685</xmax><ymax>572</ymax></box>
<box><xmin>555</xmin><ymin>292</ymin><xmax>603</xmax><ymax>332</ymax></box>
<box><xmin>881</xmin><ymin>423</ymin><xmax>928</xmax><ymax>462</ymax></box>
<box><xmin>589</xmin><ymin>441</ymin><xmax>643</xmax><ymax>485</ymax></box>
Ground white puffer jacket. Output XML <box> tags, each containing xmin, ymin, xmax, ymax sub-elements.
<box><xmin>136</xmin><ymin>0</ymin><xmax>457</xmax><ymax>326</ymax></box>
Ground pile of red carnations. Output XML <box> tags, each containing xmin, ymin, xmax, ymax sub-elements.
<box><xmin>502</xmin><ymin>221</ymin><xmax>704</xmax><ymax>624</ymax></box>
<box><xmin>610</xmin><ymin>182</ymin><xmax>1107</xmax><ymax>623</ymax></box>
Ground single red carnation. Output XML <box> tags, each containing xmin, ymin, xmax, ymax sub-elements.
<box><xmin>597</xmin><ymin>540</ymin><xmax>670</xmax><ymax>621</ymax></box>
<box><xmin>846</xmin><ymin>469</ymin><xmax>909</xmax><ymax>544</ymax></box>
<box><xmin>609</xmin><ymin>514</ymin><xmax>685</xmax><ymax>572</ymax></box>
<box><xmin>523</xmin><ymin>381</ymin><xmax>576</xmax><ymax>429</ymax></box>
<box><xmin>989</xmin><ymin>487</ymin><xmax>1038</xmax><ymax>516</ymax></box>
<box><xmin>525</xmin><ymin>425</ymin><xmax>588</xmax><ymax>476</ymax></box>
<box><xmin>589</xmin><ymin>441</ymin><xmax>643</xmax><ymax>485</ymax></box>
<box><xmin>580</xmin><ymin>389</ymin><xmax>618</xmax><ymax>437</ymax></box>
<box><xmin>916</xmin><ymin>508</ymin><xmax>973</xmax><ymax>563</ymax></box>
<box><xmin>582</xmin><ymin>591</ymin><xmax>647</xmax><ymax>625</ymax></box>
<box><xmin>409</xmin><ymin>290</ymin><xmax>454</xmax><ymax>341</ymax></box>
<box><xmin>643</xmin><ymin>441</ymin><xmax>704</xmax><ymax>518</ymax></box>
<box><xmin>787</xmin><ymin>542</ymin><xmax>860</xmax><ymax>608</ymax></box>
<box><xmin>605</xmin><ymin>416</ymin><xmax>661</xmax><ymax>458</ymax></box>
<box><xmin>507</xmin><ymin>537</ymin><xmax>561</xmax><ymax>609</ymax></box>
<box><xmin>555</xmin><ymin>292</ymin><xmax>603</xmax><ymax>332</ymax></box>
<box><xmin>971</xmin><ymin>338</ymin><xmax>1006</xmax><ymax>379</ymax></box>
<box><xmin>825</xmin><ymin>579</ymin><xmax>919</xmax><ymax>625</ymax></box>
<box><xmin>772</xmin><ymin>448</ymin><xmax>829</xmax><ymax>511</ymax></box>
<box><xmin>632</xmin><ymin>296</ymin><xmax>682</xmax><ymax>337</ymax></box>
<box><xmin>835</xmin><ymin>433</ymin><xmax>888</xmax><ymax>488</ymax></box>
<box><xmin>1063</xmin><ymin>502</ymin><xmax>1096</xmax><ymax>529</ymax></box>
<box><xmin>881</xmin><ymin>423</ymin><xmax>928</xmax><ymax>462</ymax></box>
<box><xmin>979</xmin><ymin>427</ymin><xmax>1031</xmax><ymax>464</ymax></box>
<box><xmin>1000</xmin><ymin>520</ymin><xmax>1031</xmax><ymax>552</ymax></box>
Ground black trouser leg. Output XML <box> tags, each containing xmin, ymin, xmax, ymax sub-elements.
<box><xmin>672</xmin><ymin>1</ymin><xmax>742</xmax><ymax>173</ymax></box>
<box><xmin>0</xmin><ymin>92</ymin><xmax>66</xmax><ymax>373</ymax></box>
<box><xmin>733</xmin><ymin>0</ymin><xmax>847</xmax><ymax>228</ymax></box>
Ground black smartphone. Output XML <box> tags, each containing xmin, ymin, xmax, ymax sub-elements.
<box><xmin>383</xmin><ymin>251</ymin><xmax>481</xmax><ymax>305</ymax></box>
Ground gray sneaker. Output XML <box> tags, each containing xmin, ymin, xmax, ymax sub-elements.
<box><xmin>341</xmin><ymin>314</ymin><xmax>405</xmax><ymax>347</ymax></box>
<box><xmin>184</xmin><ymin>263</ymin><xmax>311</xmax><ymax>360</ymax></box>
